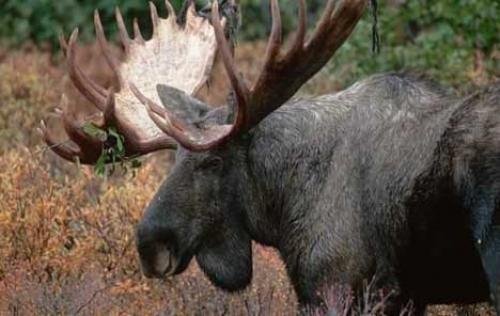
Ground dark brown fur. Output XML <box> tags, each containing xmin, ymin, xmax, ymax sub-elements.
<box><xmin>136</xmin><ymin>74</ymin><xmax>500</xmax><ymax>314</ymax></box>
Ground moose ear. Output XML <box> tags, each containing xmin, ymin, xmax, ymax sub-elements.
<box><xmin>156</xmin><ymin>84</ymin><xmax>211</xmax><ymax>123</ymax></box>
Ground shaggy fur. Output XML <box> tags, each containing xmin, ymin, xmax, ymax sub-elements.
<box><xmin>136</xmin><ymin>73</ymin><xmax>500</xmax><ymax>315</ymax></box>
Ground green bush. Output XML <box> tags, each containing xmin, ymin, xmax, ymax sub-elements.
<box><xmin>321</xmin><ymin>0</ymin><xmax>499</xmax><ymax>90</ymax></box>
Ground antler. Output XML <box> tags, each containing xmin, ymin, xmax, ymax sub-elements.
<box><xmin>40</xmin><ymin>1</ymin><xmax>219</xmax><ymax>164</ymax></box>
<box><xmin>138</xmin><ymin>0</ymin><xmax>367</xmax><ymax>151</ymax></box>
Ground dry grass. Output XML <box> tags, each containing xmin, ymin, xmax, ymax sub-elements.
<box><xmin>0</xmin><ymin>44</ymin><xmax>297</xmax><ymax>316</ymax></box>
<box><xmin>0</xmin><ymin>44</ymin><xmax>495</xmax><ymax>315</ymax></box>
<box><xmin>0</xmin><ymin>146</ymin><xmax>295</xmax><ymax>315</ymax></box>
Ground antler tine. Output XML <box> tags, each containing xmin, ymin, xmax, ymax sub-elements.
<box><xmin>262</xmin><ymin>0</ymin><xmax>283</xmax><ymax>65</ymax></box>
<box><xmin>334</xmin><ymin>1</ymin><xmax>366</xmax><ymax>38</ymax></box>
<box><xmin>56</xmin><ymin>96</ymin><xmax>102</xmax><ymax>152</ymax></box>
<box><xmin>133</xmin><ymin>18</ymin><xmax>145</xmax><ymax>44</ymax></box>
<box><xmin>129</xmin><ymin>83</ymin><xmax>186</xmax><ymax>133</ymax></box>
<box><xmin>165</xmin><ymin>0</ymin><xmax>176</xmax><ymax>19</ymax></box>
<box><xmin>115</xmin><ymin>7</ymin><xmax>131</xmax><ymax>53</ymax></box>
<box><xmin>308</xmin><ymin>0</ymin><xmax>337</xmax><ymax>47</ymax></box>
<box><xmin>60</xmin><ymin>33</ymin><xmax>108</xmax><ymax>99</ymax></box>
<box><xmin>288</xmin><ymin>0</ymin><xmax>307</xmax><ymax>54</ymax></box>
<box><xmin>94</xmin><ymin>10</ymin><xmax>125</xmax><ymax>88</ymax></box>
<box><xmin>185</xmin><ymin>0</ymin><xmax>198</xmax><ymax>24</ymax></box>
<box><xmin>66</xmin><ymin>29</ymin><xmax>108</xmax><ymax>110</ymax></box>
<box><xmin>146</xmin><ymin>109</ymin><xmax>175</xmax><ymax>137</ymax></box>
<box><xmin>306</xmin><ymin>0</ymin><xmax>362</xmax><ymax>56</ymax></box>
<box><xmin>211</xmin><ymin>1</ymin><xmax>250</xmax><ymax>109</ymax></box>
<box><xmin>149</xmin><ymin>2</ymin><xmax>160</xmax><ymax>35</ymax></box>
<box><xmin>143</xmin><ymin>106</ymin><xmax>193</xmax><ymax>152</ymax></box>
<box><xmin>39</xmin><ymin>120</ymin><xmax>83</xmax><ymax>163</ymax></box>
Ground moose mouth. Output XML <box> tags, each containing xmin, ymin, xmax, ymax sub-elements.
<box><xmin>139</xmin><ymin>244</ymin><xmax>192</xmax><ymax>279</ymax></box>
<box><xmin>142</xmin><ymin>249</ymin><xmax>176</xmax><ymax>279</ymax></box>
<box><xmin>154</xmin><ymin>248</ymin><xmax>179</xmax><ymax>278</ymax></box>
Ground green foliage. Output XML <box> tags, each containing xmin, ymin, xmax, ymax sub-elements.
<box><xmin>82</xmin><ymin>123</ymin><xmax>142</xmax><ymax>177</ymax></box>
<box><xmin>403</xmin><ymin>0</ymin><xmax>498</xmax><ymax>52</ymax></box>
<box><xmin>313</xmin><ymin>0</ymin><xmax>499</xmax><ymax>91</ymax></box>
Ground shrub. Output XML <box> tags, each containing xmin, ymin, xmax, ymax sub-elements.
<box><xmin>304</xmin><ymin>0</ymin><xmax>499</xmax><ymax>93</ymax></box>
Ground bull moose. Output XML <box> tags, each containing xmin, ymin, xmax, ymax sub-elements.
<box><xmin>40</xmin><ymin>0</ymin><xmax>500</xmax><ymax>314</ymax></box>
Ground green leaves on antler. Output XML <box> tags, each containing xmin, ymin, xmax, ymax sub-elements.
<box><xmin>82</xmin><ymin>123</ymin><xmax>142</xmax><ymax>177</ymax></box>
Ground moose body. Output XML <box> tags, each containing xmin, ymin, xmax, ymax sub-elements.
<box><xmin>137</xmin><ymin>73</ymin><xmax>500</xmax><ymax>313</ymax></box>
<box><xmin>41</xmin><ymin>0</ymin><xmax>500</xmax><ymax>314</ymax></box>
<box><xmin>249</xmin><ymin>73</ymin><xmax>499</xmax><ymax>308</ymax></box>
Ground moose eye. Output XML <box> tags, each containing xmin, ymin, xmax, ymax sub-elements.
<box><xmin>196</xmin><ymin>156</ymin><xmax>223</xmax><ymax>171</ymax></box>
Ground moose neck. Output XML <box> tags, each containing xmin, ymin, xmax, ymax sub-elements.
<box><xmin>242</xmin><ymin>99</ymin><xmax>349</xmax><ymax>249</ymax></box>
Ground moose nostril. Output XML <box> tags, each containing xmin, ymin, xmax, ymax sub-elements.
<box><xmin>137</xmin><ymin>240</ymin><xmax>174</xmax><ymax>279</ymax></box>
<box><xmin>153</xmin><ymin>246</ymin><xmax>172</xmax><ymax>275</ymax></box>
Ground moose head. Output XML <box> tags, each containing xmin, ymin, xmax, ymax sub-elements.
<box><xmin>41</xmin><ymin>0</ymin><xmax>367</xmax><ymax>293</ymax></box>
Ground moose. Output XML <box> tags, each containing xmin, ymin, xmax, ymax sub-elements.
<box><xmin>40</xmin><ymin>0</ymin><xmax>500</xmax><ymax>314</ymax></box>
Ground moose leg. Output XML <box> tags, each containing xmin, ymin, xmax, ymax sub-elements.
<box><xmin>471</xmin><ymin>194</ymin><xmax>500</xmax><ymax>314</ymax></box>
<box><xmin>476</xmin><ymin>225</ymin><xmax>500</xmax><ymax>313</ymax></box>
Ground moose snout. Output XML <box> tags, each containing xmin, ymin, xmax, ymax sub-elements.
<box><xmin>136</xmin><ymin>223</ymin><xmax>178</xmax><ymax>279</ymax></box>
<box><xmin>137</xmin><ymin>241</ymin><xmax>178</xmax><ymax>279</ymax></box>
